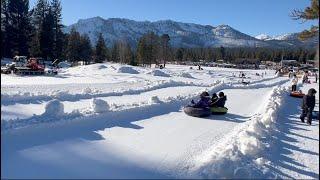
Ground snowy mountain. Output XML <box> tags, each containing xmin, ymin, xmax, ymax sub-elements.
<box><xmin>255</xmin><ymin>34</ymin><xmax>273</xmax><ymax>41</ymax></box>
<box><xmin>64</xmin><ymin>17</ymin><xmax>318</xmax><ymax>48</ymax></box>
<box><xmin>256</xmin><ymin>32</ymin><xmax>319</xmax><ymax>49</ymax></box>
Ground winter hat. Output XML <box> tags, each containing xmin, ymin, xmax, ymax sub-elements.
<box><xmin>219</xmin><ymin>92</ymin><xmax>224</xmax><ymax>97</ymax></box>
<box><xmin>201</xmin><ymin>91</ymin><xmax>210</xmax><ymax>97</ymax></box>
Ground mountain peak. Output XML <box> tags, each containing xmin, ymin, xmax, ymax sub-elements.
<box><xmin>255</xmin><ymin>34</ymin><xmax>272</xmax><ymax>40</ymax></box>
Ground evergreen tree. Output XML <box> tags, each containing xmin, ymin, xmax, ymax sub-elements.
<box><xmin>111</xmin><ymin>42</ymin><xmax>120</xmax><ymax>62</ymax></box>
<box><xmin>118</xmin><ymin>40</ymin><xmax>133</xmax><ymax>64</ymax></box>
<box><xmin>79</xmin><ymin>34</ymin><xmax>93</xmax><ymax>64</ymax></box>
<box><xmin>4</xmin><ymin>0</ymin><xmax>32</xmax><ymax>57</ymax></box>
<box><xmin>40</xmin><ymin>7</ymin><xmax>54</xmax><ymax>60</ymax></box>
<box><xmin>136</xmin><ymin>37</ymin><xmax>147</xmax><ymax>66</ymax></box>
<box><xmin>291</xmin><ymin>0</ymin><xmax>319</xmax><ymax>40</ymax></box>
<box><xmin>160</xmin><ymin>34</ymin><xmax>170</xmax><ymax>67</ymax></box>
<box><xmin>66</xmin><ymin>27</ymin><xmax>81</xmax><ymax>63</ymax></box>
<box><xmin>51</xmin><ymin>0</ymin><xmax>64</xmax><ymax>59</ymax></box>
<box><xmin>175</xmin><ymin>48</ymin><xmax>184</xmax><ymax>61</ymax></box>
<box><xmin>1</xmin><ymin>0</ymin><xmax>9</xmax><ymax>57</ymax></box>
<box><xmin>95</xmin><ymin>33</ymin><xmax>108</xmax><ymax>63</ymax></box>
<box><xmin>220</xmin><ymin>46</ymin><xmax>225</xmax><ymax>60</ymax></box>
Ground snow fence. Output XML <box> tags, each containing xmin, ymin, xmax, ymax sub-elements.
<box><xmin>192</xmin><ymin>85</ymin><xmax>288</xmax><ymax>179</ymax></box>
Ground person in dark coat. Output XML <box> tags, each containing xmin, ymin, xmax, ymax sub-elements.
<box><xmin>300</xmin><ymin>88</ymin><xmax>317</xmax><ymax>125</ymax></box>
<box><xmin>211</xmin><ymin>93</ymin><xmax>218</xmax><ymax>102</ymax></box>
<box><xmin>210</xmin><ymin>92</ymin><xmax>227</xmax><ymax>107</ymax></box>
<box><xmin>190</xmin><ymin>91</ymin><xmax>211</xmax><ymax>108</ymax></box>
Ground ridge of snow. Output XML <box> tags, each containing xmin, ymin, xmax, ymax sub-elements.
<box><xmin>1</xmin><ymin>78</ymin><xmax>288</xmax><ymax>132</ymax></box>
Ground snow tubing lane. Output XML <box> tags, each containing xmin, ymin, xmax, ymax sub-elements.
<box><xmin>290</xmin><ymin>91</ymin><xmax>305</xmax><ymax>98</ymax></box>
<box><xmin>183</xmin><ymin>106</ymin><xmax>211</xmax><ymax>117</ymax></box>
<box><xmin>211</xmin><ymin>107</ymin><xmax>228</xmax><ymax>115</ymax></box>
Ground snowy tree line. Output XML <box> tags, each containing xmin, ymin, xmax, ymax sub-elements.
<box><xmin>1</xmin><ymin>0</ymin><xmax>317</xmax><ymax>66</ymax></box>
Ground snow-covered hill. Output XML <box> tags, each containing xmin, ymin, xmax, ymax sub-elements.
<box><xmin>1</xmin><ymin>63</ymin><xmax>319</xmax><ymax>179</ymax></box>
<box><xmin>63</xmin><ymin>17</ymin><xmax>318</xmax><ymax>49</ymax></box>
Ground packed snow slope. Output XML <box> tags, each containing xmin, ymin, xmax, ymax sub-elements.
<box><xmin>1</xmin><ymin>63</ymin><xmax>319</xmax><ymax>179</ymax></box>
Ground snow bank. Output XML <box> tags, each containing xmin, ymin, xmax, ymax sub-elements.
<box><xmin>117</xmin><ymin>66</ymin><xmax>139</xmax><ymax>74</ymax></box>
<box><xmin>1</xmin><ymin>100</ymin><xmax>82</xmax><ymax>132</ymax></box>
<box><xmin>1</xmin><ymin>80</ymin><xmax>214</xmax><ymax>105</ymax></box>
<box><xmin>179</xmin><ymin>72</ymin><xmax>194</xmax><ymax>78</ymax></box>
<box><xmin>1</xmin><ymin>78</ymin><xmax>286</xmax><ymax>133</ymax></box>
<box><xmin>43</xmin><ymin>99</ymin><xmax>64</xmax><ymax>117</ymax></box>
<box><xmin>147</xmin><ymin>70</ymin><xmax>171</xmax><ymax>77</ymax></box>
<box><xmin>193</xmin><ymin>86</ymin><xmax>287</xmax><ymax>179</ymax></box>
<box><xmin>149</xmin><ymin>96</ymin><xmax>162</xmax><ymax>104</ymax></box>
<box><xmin>91</xmin><ymin>98</ymin><xmax>110</xmax><ymax>113</ymax></box>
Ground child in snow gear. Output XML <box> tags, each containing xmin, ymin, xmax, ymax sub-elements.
<box><xmin>211</xmin><ymin>93</ymin><xmax>218</xmax><ymax>103</ymax></box>
<box><xmin>190</xmin><ymin>91</ymin><xmax>211</xmax><ymax>108</ymax></box>
<box><xmin>291</xmin><ymin>75</ymin><xmax>298</xmax><ymax>91</ymax></box>
<box><xmin>210</xmin><ymin>92</ymin><xmax>227</xmax><ymax>107</ymax></box>
<box><xmin>300</xmin><ymin>88</ymin><xmax>317</xmax><ymax>125</ymax></box>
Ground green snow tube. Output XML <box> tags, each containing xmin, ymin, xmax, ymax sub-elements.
<box><xmin>211</xmin><ymin>107</ymin><xmax>228</xmax><ymax>115</ymax></box>
<box><xmin>183</xmin><ymin>106</ymin><xmax>211</xmax><ymax>117</ymax></box>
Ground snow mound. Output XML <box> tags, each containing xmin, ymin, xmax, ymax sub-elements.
<box><xmin>92</xmin><ymin>64</ymin><xmax>108</xmax><ymax>69</ymax></box>
<box><xmin>91</xmin><ymin>98</ymin><xmax>110</xmax><ymax>113</ymax></box>
<box><xmin>82</xmin><ymin>87</ymin><xmax>92</xmax><ymax>94</ymax></box>
<box><xmin>43</xmin><ymin>99</ymin><xmax>64</xmax><ymax>117</ymax></box>
<box><xmin>149</xmin><ymin>96</ymin><xmax>162</xmax><ymax>104</ymax></box>
<box><xmin>147</xmin><ymin>70</ymin><xmax>171</xmax><ymax>77</ymax></box>
<box><xmin>117</xmin><ymin>66</ymin><xmax>139</xmax><ymax>74</ymax></box>
<box><xmin>179</xmin><ymin>72</ymin><xmax>194</xmax><ymax>78</ymax></box>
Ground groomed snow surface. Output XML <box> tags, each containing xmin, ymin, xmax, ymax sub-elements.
<box><xmin>1</xmin><ymin>63</ymin><xmax>319</xmax><ymax>179</ymax></box>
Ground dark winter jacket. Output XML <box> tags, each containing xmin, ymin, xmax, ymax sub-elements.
<box><xmin>193</xmin><ymin>96</ymin><xmax>211</xmax><ymax>108</ymax></box>
<box><xmin>302</xmin><ymin>89</ymin><xmax>316</xmax><ymax>110</ymax></box>
<box><xmin>211</xmin><ymin>96</ymin><xmax>227</xmax><ymax>107</ymax></box>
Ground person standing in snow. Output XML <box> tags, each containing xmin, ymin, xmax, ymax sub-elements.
<box><xmin>300</xmin><ymin>88</ymin><xmax>317</xmax><ymax>125</ymax></box>
<box><xmin>303</xmin><ymin>71</ymin><xmax>309</xmax><ymax>83</ymax></box>
<box><xmin>315</xmin><ymin>72</ymin><xmax>318</xmax><ymax>83</ymax></box>
<box><xmin>291</xmin><ymin>74</ymin><xmax>298</xmax><ymax>91</ymax></box>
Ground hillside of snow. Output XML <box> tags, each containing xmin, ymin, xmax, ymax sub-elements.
<box><xmin>1</xmin><ymin>63</ymin><xmax>319</xmax><ymax>179</ymax></box>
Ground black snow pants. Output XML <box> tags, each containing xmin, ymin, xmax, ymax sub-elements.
<box><xmin>300</xmin><ymin>107</ymin><xmax>313</xmax><ymax>124</ymax></box>
<box><xmin>291</xmin><ymin>85</ymin><xmax>297</xmax><ymax>91</ymax></box>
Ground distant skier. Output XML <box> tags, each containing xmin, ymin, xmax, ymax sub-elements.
<box><xmin>291</xmin><ymin>74</ymin><xmax>298</xmax><ymax>91</ymax></box>
<box><xmin>300</xmin><ymin>88</ymin><xmax>317</xmax><ymax>125</ymax></box>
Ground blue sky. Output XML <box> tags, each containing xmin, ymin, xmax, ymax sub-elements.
<box><xmin>30</xmin><ymin>0</ymin><xmax>317</xmax><ymax>37</ymax></box>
